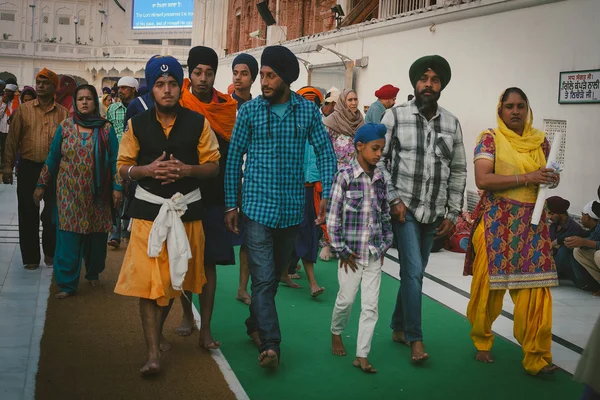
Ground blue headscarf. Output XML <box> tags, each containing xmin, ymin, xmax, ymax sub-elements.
<box><xmin>145</xmin><ymin>55</ymin><xmax>184</xmax><ymax>89</ymax></box>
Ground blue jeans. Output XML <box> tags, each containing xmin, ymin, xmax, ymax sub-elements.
<box><xmin>390</xmin><ymin>212</ymin><xmax>441</xmax><ymax>342</ymax></box>
<box><xmin>244</xmin><ymin>215</ymin><xmax>298</xmax><ymax>357</ymax></box>
<box><xmin>109</xmin><ymin>204</ymin><xmax>123</xmax><ymax>242</ymax></box>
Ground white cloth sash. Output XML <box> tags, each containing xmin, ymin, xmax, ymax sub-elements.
<box><xmin>134</xmin><ymin>186</ymin><xmax>202</xmax><ymax>291</ymax></box>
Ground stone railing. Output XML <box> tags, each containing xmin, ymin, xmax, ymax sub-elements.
<box><xmin>378</xmin><ymin>0</ymin><xmax>462</xmax><ymax>19</ymax></box>
<box><xmin>0</xmin><ymin>40</ymin><xmax>189</xmax><ymax>61</ymax></box>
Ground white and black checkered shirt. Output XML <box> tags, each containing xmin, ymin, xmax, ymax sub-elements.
<box><xmin>377</xmin><ymin>100</ymin><xmax>467</xmax><ymax>224</ymax></box>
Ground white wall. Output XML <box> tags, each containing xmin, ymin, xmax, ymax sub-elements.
<box><xmin>214</xmin><ymin>0</ymin><xmax>600</xmax><ymax>212</ymax></box>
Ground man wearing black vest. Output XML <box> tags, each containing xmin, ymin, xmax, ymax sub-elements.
<box><xmin>114</xmin><ymin>56</ymin><xmax>221</xmax><ymax>376</ymax></box>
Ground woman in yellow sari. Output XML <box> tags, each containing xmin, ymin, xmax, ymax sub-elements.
<box><xmin>464</xmin><ymin>87</ymin><xmax>560</xmax><ymax>375</ymax></box>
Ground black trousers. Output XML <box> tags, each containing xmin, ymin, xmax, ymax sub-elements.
<box><xmin>0</xmin><ymin>132</ymin><xmax>7</xmax><ymax>167</ymax></box>
<box><xmin>17</xmin><ymin>159</ymin><xmax>56</xmax><ymax>265</ymax></box>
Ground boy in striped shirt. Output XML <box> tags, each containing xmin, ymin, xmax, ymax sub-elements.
<box><xmin>327</xmin><ymin>123</ymin><xmax>394</xmax><ymax>373</ymax></box>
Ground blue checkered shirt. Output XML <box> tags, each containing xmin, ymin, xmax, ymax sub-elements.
<box><xmin>326</xmin><ymin>158</ymin><xmax>394</xmax><ymax>261</ymax></box>
<box><xmin>225</xmin><ymin>92</ymin><xmax>337</xmax><ymax>229</ymax></box>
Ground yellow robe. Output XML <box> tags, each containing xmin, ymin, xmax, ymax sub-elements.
<box><xmin>114</xmin><ymin>113</ymin><xmax>220</xmax><ymax>306</ymax></box>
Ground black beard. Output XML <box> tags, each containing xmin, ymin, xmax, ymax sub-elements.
<box><xmin>415</xmin><ymin>89</ymin><xmax>441</xmax><ymax>114</ymax></box>
<box><xmin>154</xmin><ymin>101</ymin><xmax>178</xmax><ymax>115</ymax></box>
<box><xmin>263</xmin><ymin>85</ymin><xmax>287</xmax><ymax>104</ymax></box>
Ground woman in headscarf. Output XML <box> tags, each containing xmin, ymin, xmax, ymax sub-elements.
<box><xmin>464</xmin><ymin>87</ymin><xmax>560</xmax><ymax>375</ymax></box>
<box><xmin>34</xmin><ymin>84</ymin><xmax>122</xmax><ymax>299</ymax></box>
<box><xmin>323</xmin><ymin>89</ymin><xmax>364</xmax><ymax>170</ymax></box>
<box><xmin>19</xmin><ymin>86</ymin><xmax>36</xmax><ymax>103</ymax></box>
<box><xmin>55</xmin><ymin>75</ymin><xmax>77</xmax><ymax>116</ymax></box>
<box><xmin>100</xmin><ymin>93</ymin><xmax>112</xmax><ymax>117</ymax></box>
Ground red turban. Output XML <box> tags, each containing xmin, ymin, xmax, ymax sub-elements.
<box><xmin>546</xmin><ymin>196</ymin><xmax>570</xmax><ymax>214</ymax></box>
<box><xmin>374</xmin><ymin>84</ymin><xmax>399</xmax><ymax>100</ymax></box>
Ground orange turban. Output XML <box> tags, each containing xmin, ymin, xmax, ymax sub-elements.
<box><xmin>36</xmin><ymin>68</ymin><xmax>59</xmax><ymax>88</ymax></box>
<box><xmin>296</xmin><ymin>86</ymin><xmax>324</xmax><ymax>107</ymax></box>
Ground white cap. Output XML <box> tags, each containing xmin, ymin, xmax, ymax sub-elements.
<box><xmin>5</xmin><ymin>84</ymin><xmax>18</xmax><ymax>92</ymax></box>
<box><xmin>117</xmin><ymin>76</ymin><xmax>139</xmax><ymax>90</ymax></box>
<box><xmin>324</xmin><ymin>86</ymin><xmax>341</xmax><ymax>104</ymax></box>
<box><xmin>583</xmin><ymin>201</ymin><xmax>599</xmax><ymax>220</ymax></box>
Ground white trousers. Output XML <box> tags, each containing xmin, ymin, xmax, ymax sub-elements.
<box><xmin>330</xmin><ymin>256</ymin><xmax>382</xmax><ymax>358</ymax></box>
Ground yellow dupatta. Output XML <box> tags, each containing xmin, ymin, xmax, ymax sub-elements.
<box><xmin>476</xmin><ymin>90</ymin><xmax>547</xmax><ymax>203</ymax></box>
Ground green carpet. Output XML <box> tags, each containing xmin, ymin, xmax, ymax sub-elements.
<box><xmin>196</xmin><ymin>253</ymin><xmax>583</xmax><ymax>400</ymax></box>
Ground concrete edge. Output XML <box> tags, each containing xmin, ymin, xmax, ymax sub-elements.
<box><xmin>191</xmin><ymin>304</ymin><xmax>250</xmax><ymax>400</ymax></box>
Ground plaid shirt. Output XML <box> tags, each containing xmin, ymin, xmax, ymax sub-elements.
<box><xmin>378</xmin><ymin>99</ymin><xmax>467</xmax><ymax>224</ymax></box>
<box><xmin>225</xmin><ymin>92</ymin><xmax>337</xmax><ymax>229</ymax></box>
<box><xmin>326</xmin><ymin>158</ymin><xmax>393</xmax><ymax>261</ymax></box>
<box><xmin>106</xmin><ymin>102</ymin><xmax>127</xmax><ymax>142</ymax></box>
<box><xmin>586</xmin><ymin>222</ymin><xmax>600</xmax><ymax>250</ymax></box>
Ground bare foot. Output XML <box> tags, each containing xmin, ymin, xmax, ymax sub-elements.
<box><xmin>140</xmin><ymin>356</ymin><xmax>161</xmax><ymax>376</ymax></box>
<box><xmin>249</xmin><ymin>331</ymin><xmax>261</xmax><ymax>348</ymax></box>
<box><xmin>289</xmin><ymin>273</ymin><xmax>301</xmax><ymax>279</ymax></box>
<box><xmin>175</xmin><ymin>314</ymin><xmax>195</xmax><ymax>336</ymax></box>
<box><xmin>88</xmin><ymin>279</ymin><xmax>100</xmax><ymax>287</ymax></box>
<box><xmin>44</xmin><ymin>256</ymin><xmax>54</xmax><ymax>266</ymax></box>
<box><xmin>538</xmin><ymin>364</ymin><xmax>559</xmax><ymax>374</ymax></box>
<box><xmin>280</xmin><ymin>275</ymin><xmax>302</xmax><ymax>289</ymax></box>
<box><xmin>310</xmin><ymin>284</ymin><xmax>325</xmax><ymax>298</ymax></box>
<box><xmin>160</xmin><ymin>335</ymin><xmax>172</xmax><ymax>352</ymax></box>
<box><xmin>410</xmin><ymin>341</ymin><xmax>429</xmax><ymax>364</ymax></box>
<box><xmin>392</xmin><ymin>331</ymin><xmax>409</xmax><ymax>346</ymax></box>
<box><xmin>200</xmin><ymin>327</ymin><xmax>221</xmax><ymax>350</ymax></box>
<box><xmin>353</xmin><ymin>357</ymin><xmax>377</xmax><ymax>373</ymax></box>
<box><xmin>296</xmin><ymin>263</ymin><xmax>302</xmax><ymax>272</ymax></box>
<box><xmin>236</xmin><ymin>291</ymin><xmax>251</xmax><ymax>305</ymax></box>
<box><xmin>475</xmin><ymin>350</ymin><xmax>494</xmax><ymax>363</ymax></box>
<box><xmin>24</xmin><ymin>264</ymin><xmax>39</xmax><ymax>270</ymax></box>
<box><xmin>258</xmin><ymin>349</ymin><xmax>279</xmax><ymax>369</ymax></box>
<box><xmin>54</xmin><ymin>291</ymin><xmax>72</xmax><ymax>299</ymax></box>
<box><xmin>107</xmin><ymin>239</ymin><xmax>120</xmax><ymax>249</ymax></box>
<box><xmin>331</xmin><ymin>334</ymin><xmax>346</xmax><ymax>356</ymax></box>
<box><xmin>592</xmin><ymin>291</ymin><xmax>600</xmax><ymax>297</ymax></box>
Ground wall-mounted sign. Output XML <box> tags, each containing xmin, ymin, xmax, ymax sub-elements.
<box><xmin>559</xmin><ymin>69</ymin><xmax>600</xmax><ymax>104</ymax></box>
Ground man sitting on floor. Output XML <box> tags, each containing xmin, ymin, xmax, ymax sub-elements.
<box><xmin>564</xmin><ymin>200</ymin><xmax>600</xmax><ymax>295</ymax></box>
<box><xmin>547</xmin><ymin>196</ymin><xmax>586</xmax><ymax>280</ymax></box>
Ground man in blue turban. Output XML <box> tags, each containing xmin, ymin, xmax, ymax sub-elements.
<box><xmin>114</xmin><ymin>54</ymin><xmax>222</xmax><ymax>376</ymax></box>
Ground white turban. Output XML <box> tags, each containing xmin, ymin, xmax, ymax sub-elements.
<box><xmin>5</xmin><ymin>84</ymin><xmax>18</xmax><ymax>91</ymax></box>
<box><xmin>583</xmin><ymin>201</ymin><xmax>599</xmax><ymax>220</ymax></box>
<box><xmin>117</xmin><ymin>76</ymin><xmax>139</xmax><ymax>90</ymax></box>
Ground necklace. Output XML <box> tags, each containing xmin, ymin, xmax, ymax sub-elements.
<box><xmin>76</xmin><ymin>124</ymin><xmax>93</xmax><ymax>140</ymax></box>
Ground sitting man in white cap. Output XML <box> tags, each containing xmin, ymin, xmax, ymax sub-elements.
<box><xmin>106</xmin><ymin>76</ymin><xmax>139</xmax><ymax>248</ymax></box>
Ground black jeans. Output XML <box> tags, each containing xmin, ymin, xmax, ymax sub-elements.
<box><xmin>17</xmin><ymin>159</ymin><xmax>56</xmax><ymax>265</ymax></box>
<box><xmin>244</xmin><ymin>215</ymin><xmax>298</xmax><ymax>357</ymax></box>
<box><xmin>0</xmin><ymin>132</ymin><xmax>7</xmax><ymax>167</ymax></box>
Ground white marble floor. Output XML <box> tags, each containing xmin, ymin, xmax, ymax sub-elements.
<box><xmin>0</xmin><ymin>183</ymin><xmax>53</xmax><ymax>400</ymax></box>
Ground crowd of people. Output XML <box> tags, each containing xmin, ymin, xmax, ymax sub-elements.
<box><xmin>1</xmin><ymin>44</ymin><xmax>599</xmax><ymax>397</ymax></box>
